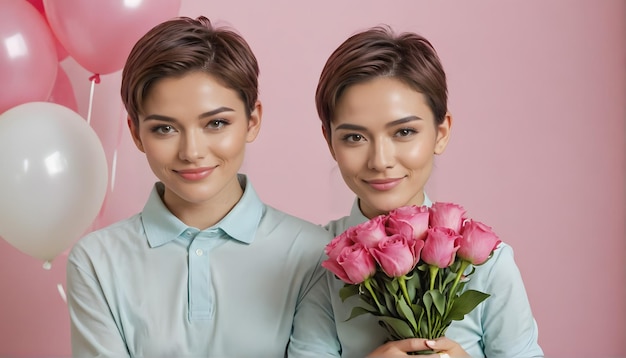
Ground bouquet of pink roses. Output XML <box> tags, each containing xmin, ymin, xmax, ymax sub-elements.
<box><xmin>322</xmin><ymin>202</ymin><xmax>501</xmax><ymax>342</ymax></box>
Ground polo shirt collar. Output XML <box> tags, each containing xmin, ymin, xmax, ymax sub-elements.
<box><xmin>141</xmin><ymin>174</ymin><xmax>264</xmax><ymax>248</ymax></box>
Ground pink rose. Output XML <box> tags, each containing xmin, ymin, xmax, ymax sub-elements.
<box><xmin>352</xmin><ymin>215</ymin><xmax>388</xmax><ymax>248</ymax></box>
<box><xmin>458</xmin><ymin>219</ymin><xmax>502</xmax><ymax>265</ymax></box>
<box><xmin>322</xmin><ymin>241</ymin><xmax>376</xmax><ymax>284</ymax></box>
<box><xmin>337</xmin><ymin>243</ymin><xmax>377</xmax><ymax>284</ymax></box>
<box><xmin>421</xmin><ymin>227</ymin><xmax>461</xmax><ymax>268</ymax></box>
<box><xmin>387</xmin><ymin>205</ymin><xmax>430</xmax><ymax>241</ymax></box>
<box><xmin>371</xmin><ymin>234</ymin><xmax>424</xmax><ymax>277</ymax></box>
<box><xmin>321</xmin><ymin>257</ymin><xmax>353</xmax><ymax>283</ymax></box>
<box><xmin>429</xmin><ymin>202</ymin><xmax>467</xmax><ymax>234</ymax></box>
<box><xmin>325</xmin><ymin>227</ymin><xmax>357</xmax><ymax>260</ymax></box>
<box><xmin>323</xmin><ymin>228</ymin><xmax>360</xmax><ymax>283</ymax></box>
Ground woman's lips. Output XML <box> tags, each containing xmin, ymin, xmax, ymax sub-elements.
<box><xmin>176</xmin><ymin>167</ymin><xmax>214</xmax><ymax>181</ymax></box>
<box><xmin>365</xmin><ymin>177</ymin><xmax>403</xmax><ymax>191</ymax></box>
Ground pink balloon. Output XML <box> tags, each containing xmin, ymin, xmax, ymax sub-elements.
<box><xmin>25</xmin><ymin>0</ymin><xmax>69</xmax><ymax>61</ymax></box>
<box><xmin>0</xmin><ymin>0</ymin><xmax>58</xmax><ymax>114</ymax></box>
<box><xmin>43</xmin><ymin>0</ymin><xmax>182</xmax><ymax>75</ymax></box>
<box><xmin>48</xmin><ymin>64</ymin><xmax>78</xmax><ymax>113</ymax></box>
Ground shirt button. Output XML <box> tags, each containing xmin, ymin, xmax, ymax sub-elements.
<box><xmin>195</xmin><ymin>249</ymin><xmax>203</xmax><ymax>256</ymax></box>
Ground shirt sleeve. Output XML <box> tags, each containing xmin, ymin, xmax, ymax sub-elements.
<box><xmin>287</xmin><ymin>250</ymin><xmax>341</xmax><ymax>357</ymax></box>
<box><xmin>481</xmin><ymin>244</ymin><xmax>544</xmax><ymax>358</ymax></box>
<box><xmin>66</xmin><ymin>246</ymin><xmax>130</xmax><ymax>357</ymax></box>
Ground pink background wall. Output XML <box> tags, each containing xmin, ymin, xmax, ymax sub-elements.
<box><xmin>1</xmin><ymin>0</ymin><xmax>624</xmax><ymax>357</ymax></box>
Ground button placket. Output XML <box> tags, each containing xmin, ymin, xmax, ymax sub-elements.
<box><xmin>187</xmin><ymin>228</ymin><xmax>219</xmax><ymax>321</ymax></box>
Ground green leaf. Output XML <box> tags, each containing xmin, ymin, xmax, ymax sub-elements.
<box><xmin>396</xmin><ymin>297</ymin><xmax>418</xmax><ymax>332</ymax></box>
<box><xmin>370</xmin><ymin>276</ymin><xmax>384</xmax><ymax>291</ymax></box>
<box><xmin>445</xmin><ymin>289</ymin><xmax>490</xmax><ymax>322</ymax></box>
<box><xmin>377</xmin><ymin>316</ymin><xmax>415</xmax><ymax>339</ymax></box>
<box><xmin>385</xmin><ymin>277</ymin><xmax>400</xmax><ymax>296</ymax></box>
<box><xmin>409</xmin><ymin>303</ymin><xmax>428</xmax><ymax>337</ymax></box>
<box><xmin>339</xmin><ymin>284</ymin><xmax>359</xmax><ymax>302</ymax></box>
<box><xmin>416</xmin><ymin>263</ymin><xmax>429</xmax><ymax>272</ymax></box>
<box><xmin>442</xmin><ymin>270</ymin><xmax>457</xmax><ymax>288</ymax></box>
<box><xmin>406</xmin><ymin>272</ymin><xmax>422</xmax><ymax>301</ymax></box>
<box><xmin>425</xmin><ymin>289</ymin><xmax>446</xmax><ymax>316</ymax></box>
<box><xmin>382</xmin><ymin>290</ymin><xmax>398</xmax><ymax>317</ymax></box>
<box><xmin>423</xmin><ymin>290</ymin><xmax>433</xmax><ymax>312</ymax></box>
<box><xmin>411</xmin><ymin>302</ymin><xmax>424</xmax><ymax>319</ymax></box>
<box><xmin>378</xmin><ymin>320</ymin><xmax>406</xmax><ymax>341</ymax></box>
<box><xmin>449</xmin><ymin>259</ymin><xmax>463</xmax><ymax>273</ymax></box>
<box><xmin>345</xmin><ymin>305</ymin><xmax>377</xmax><ymax>321</ymax></box>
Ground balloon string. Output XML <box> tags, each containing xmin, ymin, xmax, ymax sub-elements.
<box><xmin>110</xmin><ymin>107</ymin><xmax>126</xmax><ymax>191</ymax></box>
<box><xmin>111</xmin><ymin>151</ymin><xmax>118</xmax><ymax>191</ymax></box>
<box><xmin>57</xmin><ymin>283</ymin><xmax>67</xmax><ymax>303</ymax></box>
<box><xmin>86</xmin><ymin>74</ymin><xmax>100</xmax><ymax>125</ymax></box>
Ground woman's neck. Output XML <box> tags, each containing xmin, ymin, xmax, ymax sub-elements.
<box><xmin>162</xmin><ymin>179</ymin><xmax>244</xmax><ymax>230</ymax></box>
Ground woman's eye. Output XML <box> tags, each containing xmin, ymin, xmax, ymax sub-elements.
<box><xmin>395</xmin><ymin>128</ymin><xmax>417</xmax><ymax>137</ymax></box>
<box><xmin>207</xmin><ymin>119</ymin><xmax>227</xmax><ymax>129</ymax></box>
<box><xmin>151</xmin><ymin>125</ymin><xmax>175</xmax><ymax>134</ymax></box>
<box><xmin>342</xmin><ymin>133</ymin><xmax>364</xmax><ymax>142</ymax></box>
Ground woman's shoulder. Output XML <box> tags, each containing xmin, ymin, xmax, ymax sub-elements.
<box><xmin>466</xmin><ymin>241</ymin><xmax>527</xmax><ymax>290</ymax></box>
<box><xmin>261</xmin><ymin>205</ymin><xmax>333</xmax><ymax>239</ymax></box>
<box><xmin>323</xmin><ymin>215</ymin><xmax>352</xmax><ymax>237</ymax></box>
<box><xmin>471</xmin><ymin>241</ymin><xmax>516</xmax><ymax>273</ymax></box>
<box><xmin>69</xmin><ymin>214</ymin><xmax>143</xmax><ymax>257</ymax></box>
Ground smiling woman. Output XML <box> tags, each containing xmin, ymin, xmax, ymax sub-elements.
<box><xmin>308</xmin><ymin>25</ymin><xmax>544</xmax><ymax>358</ymax></box>
<box><xmin>128</xmin><ymin>72</ymin><xmax>260</xmax><ymax>228</ymax></box>
<box><xmin>64</xmin><ymin>16</ymin><xmax>337</xmax><ymax>357</ymax></box>
<box><xmin>327</xmin><ymin>77</ymin><xmax>450</xmax><ymax>219</ymax></box>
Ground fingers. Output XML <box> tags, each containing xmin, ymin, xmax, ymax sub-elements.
<box><xmin>367</xmin><ymin>337</ymin><xmax>470</xmax><ymax>358</ymax></box>
<box><xmin>366</xmin><ymin>338</ymin><xmax>433</xmax><ymax>357</ymax></box>
<box><xmin>425</xmin><ymin>337</ymin><xmax>471</xmax><ymax>358</ymax></box>
<box><xmin>391</xmin><ymin>338</ymin><xmax>430</xmax><ymax>352</ymax></box>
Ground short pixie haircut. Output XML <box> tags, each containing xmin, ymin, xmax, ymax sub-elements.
<box><xmin>315</xmin><ymin>26</ymin><xmax>448</xmax><ymax>142</ymax></box>
<box><xmin>121</xmin><ymin>16</ymin><xmax>259</xmax><ymax>128</ymax></box>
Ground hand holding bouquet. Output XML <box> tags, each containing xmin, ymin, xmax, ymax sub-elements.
<box><xmin>322</xmin><ymin>202</ymin><xmax>501</xmax><ymax>342</ymax></box>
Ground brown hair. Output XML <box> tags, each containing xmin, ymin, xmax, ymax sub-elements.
<box><xmin>121</xmin><ymin>16</ymin><xmax>259</xmax><ymax>128</ymax></box>
<box><xmin>315</xmin><ymin>25</ymin><xmax>448</xmax><ymax>141</ymax></box>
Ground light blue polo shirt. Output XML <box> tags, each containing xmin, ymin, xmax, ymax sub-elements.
<box><xmin>67</xmin><ymin>174</ymin><xmax>336</xmax><ymax>357</ymax></box>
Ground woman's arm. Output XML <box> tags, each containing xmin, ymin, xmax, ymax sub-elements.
<box><xmin>288</xmin><ymin>258</ymin><xmax>341</xmax><ymax>357</ymax></box>
<box><xmin>480</xmin><ymin>244</ymin><xmax>543</xmax><ymax>358</ymax></box>
<box><xmin>66</xmin><ymin>248</ymin><xmax>130</xmax><ymax>357</ymax></box>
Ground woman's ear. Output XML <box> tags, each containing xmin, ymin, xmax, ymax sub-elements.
<box><xmin>246</xmin><ymin>100</ymin><xmax>262</xmax><ymax>143</ymax></box>
<box><xmin>434</xmin><ymin>112</ymin><xmax>452</xmax><ymax>155</ymax></box>
<box><xmin>127</xmin><ymin>116</ymin><xmax>145</xmax><ymax>153</ymax></box>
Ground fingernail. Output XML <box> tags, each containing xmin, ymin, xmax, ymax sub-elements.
<box><xmin>426</xmin><ymin>340</ymin><xmax>436</xmax><ymax>348</ymax></box>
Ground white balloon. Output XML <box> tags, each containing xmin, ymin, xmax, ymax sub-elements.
<box><xmin>0</xmin><ymin>102</ymin><xmax>108</xmax><ymax>262</ymax></box>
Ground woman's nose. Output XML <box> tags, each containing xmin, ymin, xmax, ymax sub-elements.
<box><xmin>367</xmin><ymin>138</ymin><xmax>395</xmax><ymax>171</ymax></box>
<box><xmin>179</xmin><ymin>130</ymin><xmax>207</xmax><ymax>162</ymax></box>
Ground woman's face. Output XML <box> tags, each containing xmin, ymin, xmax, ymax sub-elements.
<box><xmin>328</xmin><ymin>76</ymin><xmax>451</xmax><ymax>219</ymax></box>
<box><xmin>129</xmin><ymin>71</ymin><xmax>261</xmax><ymax>213</ymax></box>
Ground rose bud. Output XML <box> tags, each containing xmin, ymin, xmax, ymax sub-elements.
<box><xmin>387</xmin><ymin>205</ymin><xmax>429</xmax><ymax>241</ymax></box>
<box><xmin>353</xmin><ymin>215</ymin><xmax>388</xmax><ymax>249</ymax></box>
<box><xmin>458</xmin><ymin>219</ymin><xmax>502</xmax><ymax>265</ymax></box>
<box><xmin>429</xmin><ymin>202</ymin><xmax>467</xmax><ymax>234</ymax></box>
<box><xmin>371</xmin><ymin>234</ymin><xmax>424</xmax><ymax>277</ymax></box>
<box><xmin>422</xmin><ymin>227</ymin><xmax>461</xmax><ymax>268</ymax></box>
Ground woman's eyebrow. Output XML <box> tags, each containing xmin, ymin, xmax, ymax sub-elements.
<box><xmin>143</xmin><ymin>106</ymin><xmax>236</xmax><ymax>122</ymax></box>
<box><xmin>386</xmin><ymin>116</ymin><xmax>422</xmax><ymax>128</ymax></box>
<box><xmin>334</xmin><ymin>116</ymin><xmax>422</xmax><ymax>131</ymax></box>
<box><xmin>198</xmin><ymin>106</ymin><xmax>235</xmax><ymax>119</ymax></box>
